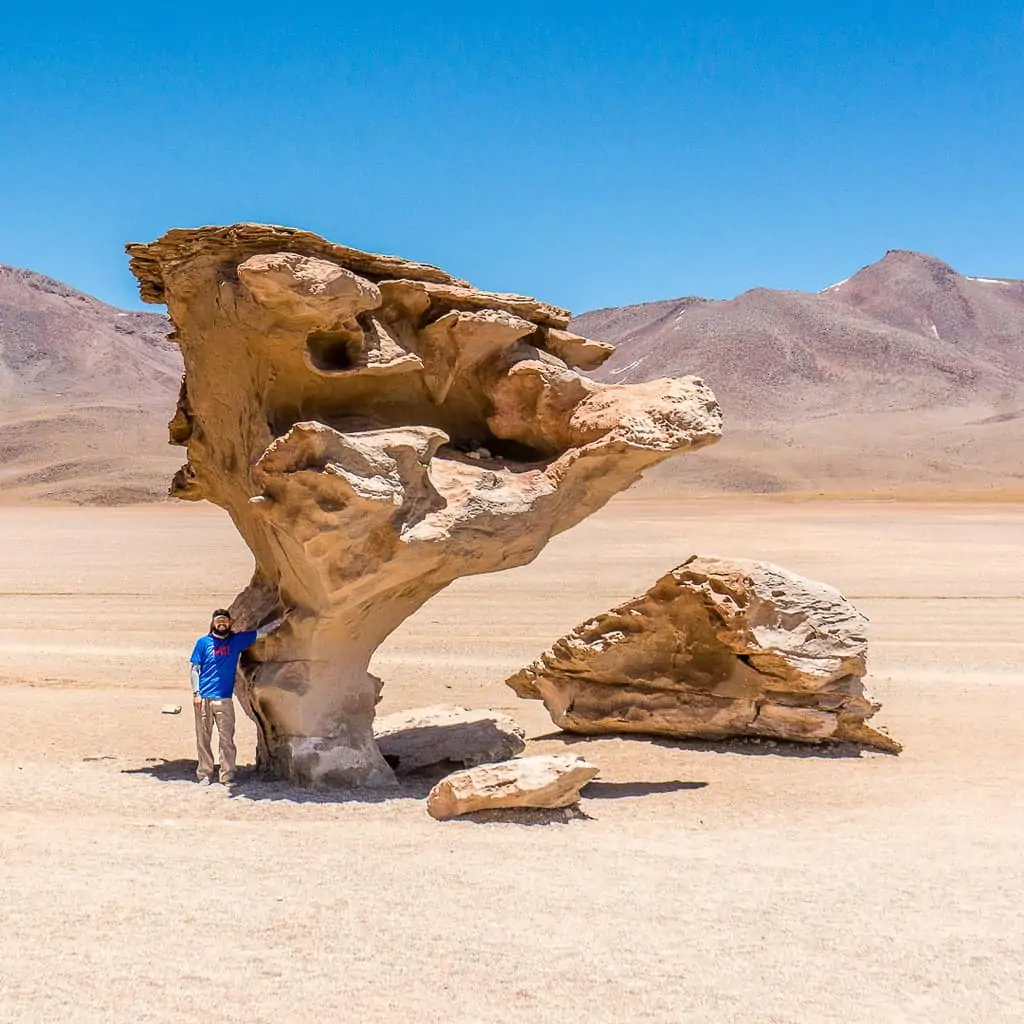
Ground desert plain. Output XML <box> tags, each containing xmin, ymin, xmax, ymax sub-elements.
<box><xmin>1</xmin><ymin>495</ymin><xmax>1022</xmax><ymax>1023</ymax></box>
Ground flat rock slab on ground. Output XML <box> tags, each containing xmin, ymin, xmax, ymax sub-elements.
<box><xmin>426</xmin><ymin>753</ymin><xmax>599</xmax><ymax>820</ymax></box>
<box><xmin>374</xmin><ymin>704</ymin><xmax>526</xmax><ymax>772</ymax></box>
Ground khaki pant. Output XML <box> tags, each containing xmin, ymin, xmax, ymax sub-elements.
<box><xmin>194</xmin><ymin>698</ymin><xmax>237</xmax><ymax>781</ymax></box>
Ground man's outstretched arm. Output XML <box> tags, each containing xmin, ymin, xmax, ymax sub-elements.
<box><xmin>233</xmin><ymin>613</ymin><xmax>289</xmax><ymax>652</ymax></box>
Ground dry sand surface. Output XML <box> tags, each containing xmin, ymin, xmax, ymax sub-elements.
<box><xmin>1</xmin><ymin>497</ymin><xmax>1023</xmax><ymax>1022</ymax></box>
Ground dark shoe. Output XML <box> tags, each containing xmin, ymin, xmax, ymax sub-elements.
<box><xmin>220</xmin><ymin>773</ymin><xmax>236</xmax><ymax>785</ymax></box>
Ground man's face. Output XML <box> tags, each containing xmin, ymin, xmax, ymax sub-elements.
<box><xmin>212</xmin><ymin>615</ymin><xmax>232</xmax><ymax>636</ymax></box>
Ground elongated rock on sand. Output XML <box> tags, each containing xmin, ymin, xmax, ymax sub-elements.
<box><xmin>426</xmin><ymin>754</ymin><xmax>600</xmax><ymax>819</ymax></box>
<box><xmin>126</xmin><ymin>224</ymin><xmax>721</xmax><ymax>787</ymax></box>
<box><xmin>374</xmin><ymin>705</ymin><xmax>526</xmax><ymax>772</ymax></box>
<box><xmin>507</xmin><ymin>556</ymin><xmax>901</xmax><ymax>753</ymax></box>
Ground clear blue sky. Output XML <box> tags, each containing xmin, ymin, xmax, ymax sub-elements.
<box><xmin>1</xmin><ymin>1</ymin><xmax>1021</xmax><ymax>314</ymax></box>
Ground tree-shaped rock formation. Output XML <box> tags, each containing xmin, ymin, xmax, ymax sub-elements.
<box><xmin>127</xmin><ymin>224</ymin><xmax>722</xmax><ymax>786</ymax></box>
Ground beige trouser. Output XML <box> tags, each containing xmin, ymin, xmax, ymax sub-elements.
<box><xmin>194</xmin><ymin>698</ymin><xmax>237</xmax><ymax>780</ymax></box>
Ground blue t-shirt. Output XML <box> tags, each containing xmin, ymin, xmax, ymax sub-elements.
<box><xmin>190</xmin><ymin>630</ymin><xmax>259</xmax><ymax>699</ymax></box>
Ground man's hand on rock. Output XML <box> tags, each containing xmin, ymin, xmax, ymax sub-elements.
<box><xmin>256</xmin><ymin>607</ymin><xmax>295</xmax><ymax>638</ymax></box>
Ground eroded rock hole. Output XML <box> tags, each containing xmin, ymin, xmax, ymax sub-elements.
<box><xmin>307</xmin><ymin>331</ymin><xmax>355</xmax><ymax>372</ymax></box>
<box><xmin>446</xmin><ymin>432</ymin><xmax>550</xmax><ymax>466</ymax></box>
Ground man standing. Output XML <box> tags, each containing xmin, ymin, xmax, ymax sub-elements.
<box><xmin>189</xmin><ymin>608</ymin><xmax>282</xmax><ymax>786</ymax></box>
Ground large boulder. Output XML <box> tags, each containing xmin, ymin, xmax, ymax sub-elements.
<box><xmin>426</xmin><ymin>754</ymin><xmax>600</xmax><ymax>820</ymax></box>
<box><xmin>507</xmin><ymin>556</ymin><xmax>900</xmax><ymax>752</ymax></box>
<box><xmin>126</xmin><ymin>224</ymin><xmax>721</xmax><ymax>787</ymax></box>
<box><xmin>374</xmin><ymin>705</ymin><xmax>526</xmax><ymax>772</ymax></box>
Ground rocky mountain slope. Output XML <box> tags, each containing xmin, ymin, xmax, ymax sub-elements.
<box><xmin>575</xmin><ymin>251</ymin><xmax>1024</xmax><ymax>495</ymax></box>
<box><xmin>0</xmin><ymin>266</ymin><xmax>182</xmax><ymax>503</ymax></box>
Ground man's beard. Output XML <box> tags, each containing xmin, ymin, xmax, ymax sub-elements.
<box><xmin>212</xmin><ymin>627</ymin><xmax>231</xmax><ymax>638</ymax></box>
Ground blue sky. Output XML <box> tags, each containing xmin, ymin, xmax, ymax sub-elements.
<box><xmin>0</xmin><ymin>2</ymin><xmax>1021</xmax><ymax>313</ymax></box>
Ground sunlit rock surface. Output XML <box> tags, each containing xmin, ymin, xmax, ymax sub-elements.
<box><xmin>507</xmin><ymin>556</ymin><xmax>900</xmax><ymax>753</ymax></box>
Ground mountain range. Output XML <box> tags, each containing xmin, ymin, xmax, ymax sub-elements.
<box><xmin>0</xmin><ymin>265</ymin><xmax>180</xmax><ymax>503</ymax></box>
<box><xmin>1</xmin><ymin>249</ymin><xmax>1022</xmax><ymax>503</ymax></box>
<box><xmin>578</xmin><ymin>250</ymin><xmax>1024</xmax><ymax>496</ymax></box>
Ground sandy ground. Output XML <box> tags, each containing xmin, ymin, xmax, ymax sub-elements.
<box><xmin>1</xmin><ymin>497</ymin><xmax>1023</xmax><ymax>1023</ymax></box>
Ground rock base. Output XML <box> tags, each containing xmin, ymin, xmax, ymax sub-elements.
<box><xmin>260</xmin><ymin>733</ymin><xmax>396</xmax><ymax>788</ymax></box>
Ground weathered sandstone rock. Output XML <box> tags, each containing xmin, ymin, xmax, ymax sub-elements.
<box><xmin>374</xmin><ymin>705</ymin><xmax>526</xmax><ymax>772</ymax></box>
<box><xmin>426</xmin><ymin>754</ymin><xmax>600</xmax><ymax>819</ymax></box>
<box><xmin>507</xmin><ymin>556</ymin><xmax>901</xmax><ymax>752</ymax></box>
<box><xmin>126</xmin><ymin>224</ymin><xmax>721</xmax><ymax>787</ymax></box>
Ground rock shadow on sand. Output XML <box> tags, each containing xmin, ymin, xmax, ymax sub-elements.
<box><xmin>120</xmin><ymin>758</ymin><xmax>436</xmax><ymax>805</ymax></box>
<box><xmin>438</xmin><ymin>804</ymin><xmax>595</xmax><ymax>827</ymax></box>
<box><xmin>530</xmin><ymin>732</ymin><xmax>885</xmax><ymax>759</ymax></box>
<box><xmin>119</xmin><ymin>759</ymin><xmax>708</xmax><ymax>817</ymax></box>
<box><xmin>581</xmin><ymin>779</ymin><xmax>708</xmax><ymax>799</ymax></box>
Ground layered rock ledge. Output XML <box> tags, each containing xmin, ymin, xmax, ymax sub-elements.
<box><xmin>506</xmin><ymin>556</ymin><xmax>900</xmax><ymax>752</ymax></box>
<box><xmin>126</xmin><ymin>224</ymin><xmax>722</xmax><ymax>786</ymax></box>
